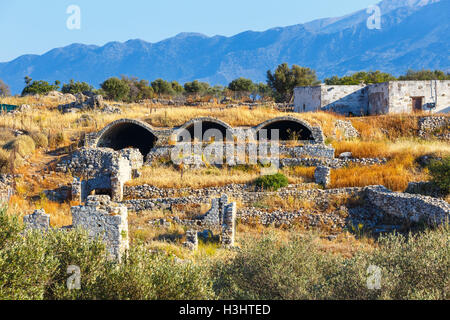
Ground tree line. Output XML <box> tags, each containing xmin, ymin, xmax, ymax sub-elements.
<box><xmin>1</xmin><ymin>65</ymin><xmax>449</xmax><ymax>103</ymax></box>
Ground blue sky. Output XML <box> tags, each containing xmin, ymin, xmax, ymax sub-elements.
<box><xmin>1</xmin><ymin>0</ymin><xmax>377</xmax><ymax>62</ymax></box>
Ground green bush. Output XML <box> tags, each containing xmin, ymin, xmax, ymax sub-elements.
<box><xmin>22</xmin><ymin>79</ymin><xmax>59</xmax><ymax>96</ymax></box>
<box><xmin>0</xmin><ymin>210</ymin><xmax>214</xmax><ymax>300</ymax></box>
<box><xmin>212</xmin><ymin>226</ymin><xmax>450</xmax><ymax>300</ymax></box>
<box><xmin>61</xmin><ymin>80</ymin><xmax>93</xmax><ymax>94</ymax></box>
<box><xmin>101</xmin><ymin>77</ymin><xmax>130</xmax><ymax>101</ymax></box>
<box><xmin>428</xmin><ymin>157</ymin><xmax>450</xmax><ymax>194</ymax></box>
<box><xmin>254</xmin><ymin>173</ymin><xmax>289</xmax><ymax>191</ymax></box>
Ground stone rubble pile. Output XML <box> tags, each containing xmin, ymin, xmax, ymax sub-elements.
<box><xmin>334</xmin><ymin>120</ymin><xmax>360</xmax><ymax>139</ymax></box>
<box><xmin>418</xmin><ymin>116</ymin><xmax>450</xmax><ymax>140</ymax></box>
<box><xmin>58</xmin><ymin>93</ymin><xmax>121</xmax><ymax>114</ymax></box>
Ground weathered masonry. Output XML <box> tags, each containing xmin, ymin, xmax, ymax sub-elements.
<box><xmin>294</xmin><ymin>81</ymin><xmax>450</xmax><ymax>116</ymax></box>
<box><xmin>84</xmin><ymin>117</ymin><xmax>327</xmax><ymax>161</ymax></box>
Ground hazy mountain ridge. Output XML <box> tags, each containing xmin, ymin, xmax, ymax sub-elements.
<box><xmin>1</xmin><ymin>0</ymin><xmax>448</xmax><ymax>94</ymax></box>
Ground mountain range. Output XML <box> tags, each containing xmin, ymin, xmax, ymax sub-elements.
<box><xmin>1</xmin><ymin>0</ymin><xmax>449</xmax><ymax>94</ymax></box>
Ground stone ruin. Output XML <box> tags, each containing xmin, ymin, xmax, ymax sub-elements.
<box><xmin>23</xmin><ymin>195</ymin><xmax>129</xmax><ymax>261</ymax></box>
<box><xmin>58</xmin><ymin>93</ymin><xmax>121</xmax><ymax>114</ymax></box>
<box><xmin>178</xmin><ymin>194</ymin><xmax>237</xmax><ymax>249</ymax></box>
<box><xmin>0</xmin><ymin>174</ymin><xmax>14</xmax><ymax>204</ymax></box>
<box><xmin>418</xmin><ymin>116</ymin><xmax>450</xmax><ymax>140</ymax></box>
<box><xmin>314</xmin><ymin>166</ymin><xmax>331</xmax><ymax>188</ymax></box>
<box><xmin>23</xmin><ymin>209</ymin><xmax>50</xmax><ymax>231</ymax></box>
<box><xmin>334</xmin><ymin>120</ymin><xmax>360</xmax><ymax>140</ymax></box>
<box><xmin>57</xmin><ymin>147</ymin><xmax>143</xmax><ymax>203</ymax></box>
<box><xmin>364</xmin><ymin>186</ymin><xmax>449</xmax><ymax>226</ymax></box>
<box><xmin>72</xmin><ymin>195</ymin><xmax>129</xmax><ymax>261</ymax></box>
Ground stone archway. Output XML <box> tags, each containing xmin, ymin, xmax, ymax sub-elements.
<box><xmin>255</xmin><ymin>117</ymin><xmax>320</xmax><ymax>142</ymax></box>
<box><xmin>175</xmin><ymin>117</ymin><xmax>233</xmax><ymax>142</ymax></box>
<box><xmin>96</xmin><ymin>119</ymin><xmax>158</xmax><ymax>156</ymax></box>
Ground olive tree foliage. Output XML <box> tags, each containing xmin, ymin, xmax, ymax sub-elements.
<box><xmin>325</xmin><ymin>71</ymin><xmax>396</xmax><ymax>85</ymax></box>
<box><xmin>121</xmin><ymin>76</ymin><xmax>154</xmax><ymax>101</ymax></box>
<box><xmin>21</xmin><ymin>77</ymin><xmax>60</xmax><ymax>96</ymax></box>
<box><xmin>100</xmin><ymin>77</ymin><xmax>130</xmax><ymax>101</ymax></box>
<box><xmin>267</xmin><ymin>63</ymin><xmax>319</xmax><ymax>102</ymax></box>
<box><xmin>0</xmin><ymin>79</ymin><xmax>10</xmax><ymax>96</ymax></box>
<box><xmin>151</xmin><ymin>79</ymin><xmax>176</xmax><ymax>97</ymax></box>
<box><xmin>184</xmin><ymin>80</ymin><xmax>210</xmax><ymax>95</ymax></box>
<box><xmin>61</xmin><ymin>80</ymin><xmax>93</xmax><ymax>94</ymax></box>
<box><xmin>398</xmin><ymin>69</ymin><xmax>450</xmax><ymax>81</ymax></box>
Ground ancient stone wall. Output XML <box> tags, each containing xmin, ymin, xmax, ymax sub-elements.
<box><xmin>418</xmin><ymin>116</ymin><xmax>450</xmax><ymax>139</ymax></box>
<box><xmin>364</xmin><ymin>186</ymin><xmax>449</xmax><ymax>226</ymax></box>
<box><xmin>59</xmin><ymin>147</ymin><xmax>137</xmax><ymax>202</ymax></box>
<box><xmin>367</xmin><ymin>82</ymin><xmax>390</xmax><ymax>115</ymax></box>
<box><xmin>183</xmin><ymin>230</ymin><xmax>198</xmax><ymax>251</ymax></box>
<box><xmin>314</xmin><ymin>166</ymin><xmax>331</xmax><ymax>188</ymax></box>
<box><xmin>23</xmin><ymin>209</ymin><xmax>50</xmax><ymax>231</ymax></box>
<box><xmin>0</xmin><ymin>174</ymin><xmax>14</xmax><ymax>204</ymax></box>
<box><xmin>334</xmin><ymin>120</ymin><xmax>360</xmax><ymax>140</ymax></box>
<box><xmin>71</xmin><ymin>195</ymin><xmax>129</xmax><ymax>261</ymax></box>
<box><xmin>221</xmin><ymin>201</ymin><xmax>237</xmax><ymax>247</ymax></box>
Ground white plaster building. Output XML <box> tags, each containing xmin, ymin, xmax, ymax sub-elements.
<box><xmin>294</xmin><ymin>81</ymin><xmax>450</xmax><ymax>116</ymax></box>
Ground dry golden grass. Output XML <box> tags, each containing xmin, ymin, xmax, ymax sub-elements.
<box><xmin>330</xmin><ymin>153</ymin><xmax>429</xmax><ymax>191</ymax></box>
<box><xmin>128</xmin><ymin>165</ymin><xmax>315</xmax><ymax>189</ymax></box>
<box><xmin>333</xmin><ymin>139</ymin><xmax>450</xmax><ymax>159</ymax></box>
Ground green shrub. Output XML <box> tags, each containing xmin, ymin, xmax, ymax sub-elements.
<box><xmin>212</xmin><ymin>234</ymin><xmax>333</xmax><ymax>300</ymax></box>
<box><xmin>93</xmin><ymin>246</ymin><xmax>214</xmax><ymax>300</ymax></box>
<box><xmin>212</xmin><ymin>226</ymin><xmax>450</xmax><ymax>300</ymax></box>
<box><xmin>61</xmin><ymin>80</ymin><xmax>93</xmax><ymax>94</ymax></box>
<box><xmin>21</xmin><ymin>80</ymin><xmax>59</xmax><ymax>96</ymax></box>
<box><xmin>30</xmin><ymin>132</ymin><xmax>49</xmax><ymax>149</ymax></box>
<box><xmin>254</xmin><ymin>173</ymin><xmax>289</xmax><ymax>191</ymax></box>
<box><xmin>428</xmin><ymin>157</ymin><xmax>450</xmax><ymax>194</ymax></box>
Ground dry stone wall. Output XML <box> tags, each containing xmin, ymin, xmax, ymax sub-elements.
<box><xmin>364</xmin><ymin>186</ymin><xmax>449</xmax><ymax>226</ymax></box>
<box><xmin>418</xmin><ymin>116</ymin><xmax>450</xmax><ymax>140</ymax></box>
<box><xmin>71</xmin><ymin>195</ymin><xmax>129</xmax><ymax>261</ymax></box>
<box><xmin>23</xmin><ymin>196</ymin><xmax>129</xmax><ymax>261</ymax></box>
<box><xmin>23</xmin><ymin>209</ymin><xmax>50</xmax><ymax>231</ymax></box>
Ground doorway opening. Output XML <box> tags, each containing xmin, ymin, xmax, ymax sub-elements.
<box><xmin>412</xmin><ymin>97</ymin><xmax>424</xmax><ymax>113</ymax></box>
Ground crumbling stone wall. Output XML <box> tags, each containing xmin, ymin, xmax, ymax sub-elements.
<box><xmin>388</xmin><ymin>81</ymin><xmax>450</xmax><ymax>114</ymax></box>
<box><xmin>23</xmin><ymin>209</ymin><xmax>50</xmax><ymax>231</ymax></box>
<box><xmin>58</xmin><ymin>147</ymin><xmax>139</xmax><ymax>202</ymax></box>
<box><xmin>418</xmin><ymin>116</ymin><xmax>449</xmax><ymax>139</ymax></box>
<box><xmin>315</xmin><ymin>166</ymin><xmax>331</xmax><ymax>188</ymax></box>
<box><xmin>71</xmin><ymin>195</ymin><xmax>129</xmax><ymax>261</ymax></box>
<box><xmin>23</xmin><ymin>196</ymin><xmax>129</xmax><ymax>261</ymax></box>
<box><xmin>221</xmin><ymin>201</ymin><xmax>236</xmax><ymax>248</ymax></box>
<box><xmin>183</xmin><ymin>230</ymin><xmax>198</xmax><ymax>251</ymax></box>
<box><xmin>171</xmin><ymin>194</ymin><xmax>237</xmax><ymax>248</ymax></box>
<box><xmin>294</xmin><ymin>85</ymin><xmax>368</xmax><ymax>116</ymax></box>
<box><xmin>294</xmin><ymin>86</ymin><xmax>322</xmax><ymax>112</ymax></box>
<box><xmin>334</xmin><ymin>120</ymin><xmax>360</xmax><ymax>140</ymax></box>
<box><xmin>0</xmin><ymin>174</ymin><xmax>14</xmax><ymax>204</ymax></box>
<box><xmin>364</xmin><ymin>186</ymin><xmax>449</xmax><ymax>226</ymax></box>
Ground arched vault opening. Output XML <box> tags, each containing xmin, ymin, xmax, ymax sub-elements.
<box><xmin>176</xmin><ymin>118</ymin><xmax>232</xmax><ymax>142</ymax></box>
<box><xmin>97</xmin><ymin>119</ymin><xmax>158</xmax><ymax>157</ymax></box>
<box><xmin>256</xmin><ymin>118</ymin><xmax>315</xmax><ymax>141</ymax></box>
